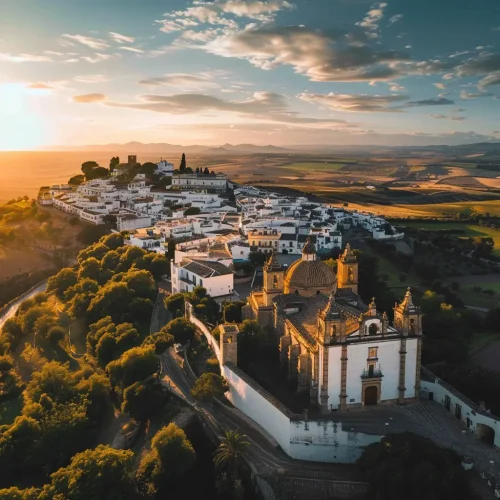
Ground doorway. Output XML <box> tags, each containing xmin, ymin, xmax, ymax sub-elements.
<box><xmin>445</xmin><ymin>395</ymin><xmax>451</xmax><ymax>411</ymax></box>
<box><xmin>364</xmin><ymin>386</ymin><xmax>378</xmax><ymax>406</ymax></box>
<box><xmin>476</xmin><ymin>424</ymin><xmax>495</xmax><ymax>446</ymax></box>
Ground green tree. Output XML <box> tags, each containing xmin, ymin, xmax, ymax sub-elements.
<box><xmin>81</xmin><ymin>161</ymin><xmax>99</xmax><ymax>177</ymax></box>
<box><xmin>109</xmin><ymin>156</ymin><xmax>120</xmax><ymax>171</ymax></box>
<box><xmin>164</xmin><ymin>293</ymin><xmax>185</xmax><ymax>317</ymax></box>
<box><xmin>107</xmin><ymin>346</ymin><xmax>158</xmax><ymax>388</ymax></box>
<box><xmin>68</xmin><ymin>174</ymin><xmax>85</xmax><ymax>186</ymax></box>
<box><xmin>47</xmin><ymin>268</ymin><xmax>79</xmax><ymax>299</ymax></box>
<box><xmin>122</xmin><ymin>381</ymin><xmax>168</xmax><ymax>421</ymax></box>
<box><xmin>47</xmin><ymin>326</ymin><xmax>66</xmax><ymax>346</ymax></box>
<box><xmin>184</xmin><ymin>206</ymin><xmax>201</xmax><ymax>216</ymax></box>
<box><xmin>40</xmin><ymin>445</ymin><xmax>137</xmax><ymax>500</ymax></box>
<box><xmin>223</xmin><ymin>301</ymin><xmax>245</xmax><ymax>323</ymax></box>
<box><xmin>143</xmin><ymin>330</ymin><xmax>175</xmax><ymax>354</ymax></box>
<box><xmin>358</xmin><ymin>433</ymin><xmax>477</xmax><ymax>500</ymax></box>
<box><xmin>179</xmin><ymin>153</ymin><xmax>187</xmax><ymax>172</ymax></box>
<box><xmin>163</xmin><ymin>318</ymin><xmax>196</xmax><ymax>345</ymax></box>
<box><xmin>191</xmin><ymin>373</ymin><xmax>229</xmax><ymax>401</ymax></box>
<box><xmin>101</xmin><ymin>233</ymin><xmax>125</xmax><ymax>250</ymax></box>
<box><xmin>137</xmin><ymin>424</ymin><xmax>195</xmax><ymax>494</ymax></box>
<box><xmin>139</xmin><ymin>162</ymin><xmax>158</xmax><ymax>175</ymax></box>
<box><xmin>0</xmin><ymin>487</ymin><xmax>40</xmax><ymax>499</ymax></box>
<box><xmin>214</xmin><ymin>431</ymin><xmax>249</xmax><ymax>471</ymax></box>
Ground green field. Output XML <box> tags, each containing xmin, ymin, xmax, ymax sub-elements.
<box><xmin>283</xmin><ymin>162</ymin><xmax>346</xmax><ymax>172</ymax></box>
<box><xmin>402</xmin><ymin>221</ymin><xmax>500</xmax><ymax>257</ymax></box>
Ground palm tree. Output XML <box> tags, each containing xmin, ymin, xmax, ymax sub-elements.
<box><xmin>214</xmin><ymin>431</ymin><xmax>250</xmax><ymax>471</ymax></box>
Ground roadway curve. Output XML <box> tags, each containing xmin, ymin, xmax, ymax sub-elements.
<box><xmin>0</xmin><ymin>281</ymin><xmax>48</xmax><ymax>331</ymax></box>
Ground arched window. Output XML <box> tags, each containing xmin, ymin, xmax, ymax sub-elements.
<box><xmin>295</xmin><ymin>290</ymin><xmax>299</xmax><ymax>296</ymax></box>
<box><xmin>369</xmin><ymin>323</ymin><xmax>378</xmax><ymax>336</ymax></box>
<box><xmin>409</xmin><ymin>318</ymin><xmax>416</xmax><ymax>334</ymax></box>
<box><xmin>273</xmin><ymin>275</ymin><xmax>279</xmax><ymax>289</ymax></box>
<box><xmin>316</xmin><ymin>290</ymin><xmax>321</xmax><ymax>295</ymax></box>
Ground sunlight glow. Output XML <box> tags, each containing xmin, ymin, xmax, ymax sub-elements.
<box><xmin>0</xmin><ymin>83</ymin><xmax>44</xmax><ymax>151</ymax></box>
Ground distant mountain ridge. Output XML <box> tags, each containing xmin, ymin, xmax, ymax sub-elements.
<box><xmin>45</xmin><ymin>141</ymin><xmax>500</xmax><ymax>155</ymax></box>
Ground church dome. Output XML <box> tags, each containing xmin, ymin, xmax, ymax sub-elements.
<box><xmin>284</xmin><ymin>243</ymin><xmax>337</xmax><ymax>296</ymax></box>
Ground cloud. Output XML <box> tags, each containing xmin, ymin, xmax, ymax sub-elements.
<box><xmin>389</xmin><ymin>14</ymin><xmax>403</xmax><ymax>24</ymax></box>
<box><xmin>44</xmin><ymin>50</ymin><xmax>65</xmax><ymax>56</ymax></box>
<box><xmin>298</xmin><ymin>92</ymin><xmax>407</xmax><ymax>112</ymax></box>
<box><xmin>356</xmin><ymin>2</ymin><xmax>388</xmax><ymax>37</ymax></box>
<box><xmin>138</xmin><ymin>72</ymin><xmax>221</xmax><ymax>89</ymax></box>
<box><xmin>105</xmin><ymin>91</ymin><xmax>352</xmax><ymax>126</ymax></box>
<box><xmin>433</xmin><ymin>82</ymin><xmax>446</xmax><ymax>89</ymax></box>
<box><xmin>0</xmin><ymin>53</ymin><xmax>52</xmax><ymax>63</ymax></box>
<box><xmin>61</xmin><ymin>34</ymin><xmax>109</xmax><ymax>50</ymax></box>
<box><xmin>74</xmin><ymin>74</ymin><xmax>109</xmax><ymax>83</ymax></box>
<box><xmin>389</xmin><ymin>83</ymin><xmax>405</xmax><ymax>91</ymax></box>
<box><xmin>478</xmin><ymin>72</ymin><xmax>500</xmax><ymax>89</ymax></box>
<box><xmin>427</xmin><ymin>114</ymin><xmax>466</xmax><ymax>121</ymax></box>
<box><xmin>201</xmin><ymin>25</ymin><xmax>410</xmax><ymax>82</ymax></box>
<box><xmin>27</xmin><ymin>82</ymin><xmax>54</xmax><ymax>89</ymax></box>
<box><xmin>157</xmin><ymin>0</ymin><xmax>295</xmax><ymax>31</ymax></box>
<box><xmin>109</xmin><ymin>32</ymin><xmax>135</xmax><ymax>44</ymax></box>
<box><xmin>460</xmin><ymin>90</ymin><xmax>493</xmax><ymax>99</ymax></box>
<box><xmin>81</xmin><ymin>53</ymin><xmax>113</xmax><ymax>63</ymax></box>
<box><xmin>73</xmin><ymin>93</ymin><xmax>107</xmax><ymax>103</ymax></box>
<box><xmin>119</xmin><ymin>47</ymin><xmax>144</xmax><ymax>54</ymax></box>
<box><xmin>407</xmin><ymin>97</ymin><xmax>454</xmax><ymax>106</ymax></box>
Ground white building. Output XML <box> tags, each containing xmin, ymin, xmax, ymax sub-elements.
<box><xmin>117</xmin><ymin>213</ymin><xmax>153</xmax><ymax>231</ymax></box>
<box><xmin>172</xmin><ymin>173</ymin><xmax>228</xmax><ymax>193</ymax></box>
<box><xmin>156</xmin><ymin>160</ymin><xmax>175</xmax><ymax>177</ymax></box>
<box><xmin>171</xmin><ymin>258</ymin><xmax>234</xmax><ymax>298</ymax></box>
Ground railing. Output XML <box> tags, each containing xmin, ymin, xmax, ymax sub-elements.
<box><xmin>361</xmin><ymin>368</ymin><xmax>383</xmax><ymax>379</ymax></box>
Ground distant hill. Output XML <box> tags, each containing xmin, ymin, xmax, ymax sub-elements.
<box><xmin>52</xmin><ymin>142</ymin><xmax>293</xmax><ymax>154</ymax></box>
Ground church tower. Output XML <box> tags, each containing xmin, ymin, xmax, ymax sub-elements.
<box><xmin>263</xmin><ymin>251</ymin><xmax>285</xmax><ymax>306</ymax></box>
<box><xmin>393</xmin><ymin>287</ymin><xmax>422</xmax><ymax>336</ymax></box>
<box><xmin>337</xmin><ymin>243</ymin><xmax>359</xmax><ymax>294</ymax></box>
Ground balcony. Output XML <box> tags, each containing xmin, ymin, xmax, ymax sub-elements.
<box><xmin>361</xmin><ymin>368</ymin><xmax>383</xmax><ymax>379</ymax></box>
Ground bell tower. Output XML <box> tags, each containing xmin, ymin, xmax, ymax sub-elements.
<box><xmin>317</xmin><ymin>294</ymin><xmax>346</xmax><ymax>345</ymax></box>
<box><xmin>337</xmin><ymin>243</ymin><xmax>359</xmax><ymax>294</ymax></box>
<box><xmin>394</xmin><ymin>287</ymin><xmax>422</xmax><ymax>336</ymax></box>
<box><xmin>263</xmin><ymin>251</ymin><xmax>284</xmax><ymax>306</ymax></box>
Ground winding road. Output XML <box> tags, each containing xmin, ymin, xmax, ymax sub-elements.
<box><xmin>0</xmin><ymin>281</ymin><xmax>48</xmax><ymax>330</ymax></box>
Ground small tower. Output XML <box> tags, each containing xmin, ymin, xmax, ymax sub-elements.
<box><xmin>263</xmin><ymin>251</ymin><xmax>285</xmax><ymax>306</ymax></box>
<box><xmin>318</xmin><ymin>294</ymin><xmax>346</xmax><ymax>344</ymax></box>
<box><xmin>301</xmin><ymin>238</ymin><xmax>317</xmax><ymax>262</ymax></box>
<box><xmin>394</xmin><ymin>287</ymin><xmax>422</xmax><ymax>336</ymax></box>
<box><xmin>219</xmin><ymin>324</ymin><xmax>239</xmax><ymax>366</ymax></box>
<box><xmin>337</xmin><ymin>243</ymin><xmax>359</xmax><ymax>294</ymax></box>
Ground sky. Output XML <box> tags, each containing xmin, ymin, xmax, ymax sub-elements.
<box><xmin>1</xmin><ymin>0</ymin><xmax>500</xmax><ymax>149</ymax></box>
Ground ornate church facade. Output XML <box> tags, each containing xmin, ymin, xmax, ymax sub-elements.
<box><xmin>242</xmin><ymin>241</ymin><xmax>423</xmax><ymax>411</ymax></box>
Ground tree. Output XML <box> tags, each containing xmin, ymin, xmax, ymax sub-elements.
<box><xmin>179</xmin><ymin>153</ymin><xmax>187</xmax><ymax>172</ymax></box>
<box><xmin>109</xmin><ymin>156</ymin><xmax>120</xmax><ymax>171</ymax></box>
<box><xmin>47</xmin><ymin>268</ymin><xmax>78</xmax><ymax>299</ymax></box>
<box><xmin>203</xmin><ymin>167</ymin><xmax>210</xmax><ymax>175</ymax></box>
<box><xmin>101</xmin><ymin>232</ymin><xmax>125</xmax><ymax>250</ymax></box>
<box><xmin>47</xmin><ymin>326</ymin><xmax>66</xmax><ymax>346</ymax></box>
<box><xmin>214</xmin><ymin>431</ymin><xmax>249</xmax><ymax>471</ymax></box>
<box><xmin>358</xmin><ymin>433</ymin><xmax>477</xmax><ymax>500</ymax></box>
<box><xmin>143</xmin><ymin>330</ymin><xmax>175</xmax><ymax>354</ymax></box>
<box><xmin>184</xmin><ymin>207</ymin><xmax>201</xmax><ymax>216</ymax></box>
<box><xmin>0</xmin><ymin>487</ymin><xmax>40</xmax><ymax>499</ymax></box>
<box><xmin>248</xmin><ymin>252</ymin><xmax>266</xmax><ymax>267</ymax></box>
<box><xmin>223</xmin><ymin>301</ymin><xmax>245</xmax><ymax>323</ymax></box>
<box><xmin>137</xmin><ymin>424</ymin><xmax>195</xmax><ymax>494</ymax></box>
<box><xmin>164</xmin><ymin>293</ymin><xmax>186</xmax><ymax>317</ymax></box>
<box><xmin>122</xmin><ymin>381</ymin><xmax>168</xmax><ymax>421</ymax></box>
<box><xmin>81</xmin><ymin>161</ymin><xmax>99</xmax><ymax>177</ymax></box>
<box><xmin>106</xmin><ymin>346</ymin><xmax>158</xmax><ymax>388</ymax></box>
<box><xmin>139</xmin><ymin>162</ymin><xmax>157</xmax><ymax>176</ymax></box>
<box><xmin>39</xmin><ymin>445</ymin><xmax>138</xmax><ymax>500</ymax></box>
<box><xmin>191</xmin><ymin>373</ymin><xmax>229</xmax><ymax>401</ymax></box>
<box><xmin>163</xmin><ymin>318</ymin><xmax>196</xmax><ymax>345</ymax></box>
<box><xmin>68</xmin><ymin>174</ymin><xmax>85</xmax><ymax>186</ymax></box>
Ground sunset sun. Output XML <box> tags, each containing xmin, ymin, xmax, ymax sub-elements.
<box><xmin>0</xmin><ymin>83</ymin><xmax>44</xmax><ymax>151</ymax></box>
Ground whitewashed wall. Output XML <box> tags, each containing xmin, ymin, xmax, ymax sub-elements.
<box><xmin>289</xmin><ymin>420</ymin><xmax>382</xmax><ymax>463</ymax></box>
<box><xmin>421</xmin><ymin>379</ymin><xmax>500</xmax><ymax>447</ymax></box>
<box><xmin>327</xmin><ymin>346</ymin><xmax>342</xmax><ymax>409</ymax></box>
<box><xmin>404</xmin><ymin>338</ymin><xmax>418</xmax><ymax>399</ymax></box>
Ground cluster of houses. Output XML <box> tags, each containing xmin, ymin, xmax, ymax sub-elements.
<box><xmin>38</xmin><ymin>158</ymin><xmax>402</xmax><ymax>301</ymax></box>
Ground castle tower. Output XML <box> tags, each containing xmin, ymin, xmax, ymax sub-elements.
<box><xmin>263</xmin><ymin>251</ymin><xmax>285</xmax><ymax>306</ymax></box>
<box><xmin>337</xmin><ymin>243</ymin><xmax>359</xmax><ymax>294</ymax></box>
<box><xmin>219</xmin><ymin>324</ymin><xmax>239</xmax><ymax>366</ymax></box>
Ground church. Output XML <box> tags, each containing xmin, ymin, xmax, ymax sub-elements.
<box><xmin>242</xmin><ymin>241</ymin><xmax>423</xmax><ymax>412</ymax></box>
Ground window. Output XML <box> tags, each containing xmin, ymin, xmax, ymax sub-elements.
<box><xmin>369</xmin><ymin>323</ymin><xmax>378</xmax><ymax>336</ymax></box>
<box><xmin>367</xmin><ymin>362</ymin><xmax>376</xmax><ymax>377</ymax></box>
<box><xmin>368</xmin><ymin>347</ymin><xmax>378</xmax><ymax>359</ymax></box>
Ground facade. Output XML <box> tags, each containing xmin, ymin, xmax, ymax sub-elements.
<box><xmin>171</xmin><ymin>258</ymin><xmax>234</xmax><ymax>298</ymax></box>
<box><xmin>156</xmin><ymin>160</ymin><xmax>175</xmax><ymax>177</ymax></box>
<box><xmin>171</xmin><ymin>173</ymin><xmax>228</xmax><ymax>193</ymax></box>
<box><xmin>243</xmin><ymin>242</ymin><xmax>422</xmax><ymax>411</ymax></box>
